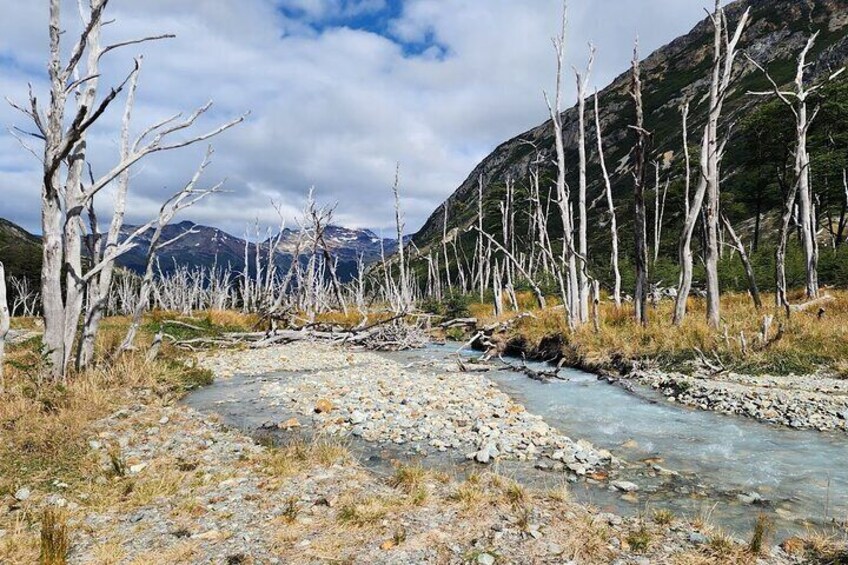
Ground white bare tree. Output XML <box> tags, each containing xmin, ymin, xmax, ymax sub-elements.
<box><xmin>8</xmin><ymin>0</ymin><xmax>244</xmax><ymax>378</ymax></box>
<box><xmin>673</xmin><ymin>1</ymin><xmax>750</xmax><ymax>327</ymax></box>
<box><xmin>594</xmin><ymin>90</ymin><xmax>621</xmax><ymax>306</ymax></box>
<box><xmin>574</xmin><ymin>44</ymin><xmax>596</xmax><ymax>323</ymax></box>
<box><xmin>544</xmin><ymin>0</ymin><xmax>579</xmax><ymax>327</ymax></box>
<box><xmin>0</xmin><ymin>263</ymin><xmax>9</xmax><ymax>391</ymax></box>
<box><xmin>748</xmin><ymin>33</ymin><xmax>845</xmax><ymax>306</ymax></box>
<box><xmin>630</xmin><ymin>40</ymin><xmax>650</xmax><ymax>327</ymax></box>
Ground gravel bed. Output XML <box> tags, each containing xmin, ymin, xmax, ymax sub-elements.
<box><xmin>630</xmin><ymin>369</ymin><xmax>848</xmax><ymax>432</ymax></box>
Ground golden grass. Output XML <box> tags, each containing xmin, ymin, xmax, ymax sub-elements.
<box><xmin>471</xmin><ymin>290</ymin><xmax>848</xmax><ymax>375</ymax></box>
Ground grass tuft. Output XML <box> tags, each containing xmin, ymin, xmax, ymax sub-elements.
<box><xmin>39</xmin><ymin>507</ymin><xmax>70</xmax><ymax>565</ymax></box>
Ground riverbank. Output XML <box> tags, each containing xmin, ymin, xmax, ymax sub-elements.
<box><xmin>458</xmin><ymin>291</ymin><xmax>848</xmax><ymax>433</ymax></box>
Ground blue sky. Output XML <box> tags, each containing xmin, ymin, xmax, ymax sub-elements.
<box><xmin>0</xmin><ymin>0</ymin><xmax>727</xmax><ymax>237</ymax></box>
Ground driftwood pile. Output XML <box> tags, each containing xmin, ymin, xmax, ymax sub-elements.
<box><xmin>165</xmin><ymin>314</ymin><xmax>428</xmax><ymax>352</ymax></box>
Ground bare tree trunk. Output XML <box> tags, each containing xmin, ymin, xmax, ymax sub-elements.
<box><xmin>78</xmin><ymin>57</ymin><xmax>142</xmax><ymax>369</ymax></box>
<box><xmin>594</xmin><ymin>91</ymin><xmax>621</xmax><ymax>307</ymax></box>
<box><xmin>675</xmin><ymin>2</ymin><xmax>749</xmax><ymax>327</ymax></box>
<box><xmin>442</xmin><ymin>202</ymin><xmax>453</xmax><ymax>293</ymax></box>
<box><xmin>721</xmin><ymin>215</ymin><xmax>762</xmax><ymax>310</ymax></box>
<box><xmin>674</xmin><ymin>138</ymin><xmax>710</xmax><ymax>325</ymax></box>
<box><xmin>477</xmin><ymin>175</ymin><xmax>485</xmax><ymax>302</ymax></box>
<box><xmin>544</xmin><ymin>0</ymin><xmax>579</xmax><ymax>327</ymax></box>
<box><xmin>392</xmin><ymin>164</ymin><xmax>410</xmax><ymax>312</ymax></box>
<box><xmin>0</xmin><ymin>263</ymin><xmax>9</xmax><ymax>392</ymax></box>
<box><xmin>682</xmin><ymin>101</ymin><xmax>691</xmax><ymax>217</ymax></box>
<box><xmin>575</xmin><ymin>46</ymin><xmax>595</xmax><ymax>323</ymax></box>
<box><xmin>630</xmin><ymin>41</ymin><xmax>650</xmax><ymax>327</ymax></box>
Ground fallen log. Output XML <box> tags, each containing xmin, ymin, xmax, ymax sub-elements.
<box><xmin>498</xmin><ymin>356</ymin><xmax>563</xmax><ymax>383</ymax></box>
<box><xmin>789</xmin><ymin>294</ymin><xmax>834</xmax><ymax>313</ymax></box>
<box><xmin>439</xmin><ymin>317</ymin><xmax>479</xmax><ymax>329</ymax></box>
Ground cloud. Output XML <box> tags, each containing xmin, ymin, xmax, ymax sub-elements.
<box><xmin>0</xmin><ymin>0</ymin><xmax>722</xmax><ymax>237</ymax></box>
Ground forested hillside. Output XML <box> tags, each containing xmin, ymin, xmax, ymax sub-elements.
<box><xmin>411</xmin><ymin>0</ymin><xmax>848</xmax><ymax>293</ymax></box>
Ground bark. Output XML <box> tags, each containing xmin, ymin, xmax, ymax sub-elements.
<box><xmin>630</xmin><ymin>41</ymin><xmax>650</xmax><ymax>327</ymax></box>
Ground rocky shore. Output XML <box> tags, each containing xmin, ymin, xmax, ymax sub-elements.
<box><xmin>233</xmin><ymin>343</ymin><xmax>615</xmax><ymax>474</ymax></box>
<box><xmin>626</xmin><ymin>369</ymin><xmax>848</xmax><ymax>433</ymax></box>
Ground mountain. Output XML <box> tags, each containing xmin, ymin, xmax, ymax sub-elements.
<box><xmin>411</xmin><ymin>0</ymin><xmax>848</xmax><ymax>283</ymax></box>
<box><xmin>0</xmin><ymin>218</ymin><xmax>41</xmax><ymax>283</ymax></box>
<box><xmin>0</xmin><ymin>218</ymin><xmax>399</xmax><ymax>286</ymax></box>
<box><xmin>119</xmin><ymin>221</ymin><xmax>399</xmax><ymax>281</ymax></box>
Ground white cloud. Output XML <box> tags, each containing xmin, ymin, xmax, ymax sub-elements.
<box><xmin>0</xmin><ymin>0</ymin><xmax>721</xmax><ymax>237</ymax></box>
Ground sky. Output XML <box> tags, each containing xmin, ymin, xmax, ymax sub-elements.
<box><xmin>0</xmin><ymin>0</ymin><xmax>725</xmax><ymax>238</ymax></box>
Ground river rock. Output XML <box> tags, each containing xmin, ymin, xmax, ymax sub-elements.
<box><xmin>314</xmin><ymin>399</ymin><xmax>333</xmax><ymax>413</ymax></box>
<box><xmin>610</xmin><ymin>480</ymin><xmax>639</xmax><ymax>493</ymax></box>
<box><xmin>476</xmin><ymin>553</ymin><xmax>495</xmax><ymax>565</ymax></box>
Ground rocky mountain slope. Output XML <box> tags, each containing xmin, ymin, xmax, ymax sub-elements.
<box><xmin>411</xmin><ymin>0</ymin><xmax>848</xmax><ymax>265</ymax></box>
<box><xmin>0</xmin><ymin>218</ymin><xmax>399</xmax><ymax>285</ymax></box>
<box><xmin>0</xmin><ymin>218</ymin><xmax>41</xmax><ymax>283</ymax></box>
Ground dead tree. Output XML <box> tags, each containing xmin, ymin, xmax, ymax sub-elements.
<box><xmin>748</xmin><ymin>34</ymin><xmax>844</xmax><ymax>303</ymax></box>
<box><xmin>476</xmin><ymin>174</ymin><xmax>486</xmax><ymax>302</ymax></box>
<box><xmin>544</xmin><ymin>0</ymin><xmax>579</xmax><ymax>327</ymax></box>
<box><xmin>703</xmin><ymin>2</ymin><xmax>750</xmax><ymax>329</ymax></box>
<box><xmin>391</xmin><ymin>164</ymin><xmax>412</xmax><ymax>312</ymax></box>
<box><xmin>118</xmin><ymin>150</ymin><xmax>223</xmax><ymax>354</ymax></box>
<box><xmin>0</xmin><ymin>263</ymin><xmax>9</xmax><ymax>391</ymax></box>
<box><xmin>630</xmin><ymin>40</ymin><xmax>650</xmax><ymax>327</ymax></box>
<box><xmin>8</xmin><ymin>276</ymin><xmax>39</xmax><ymax>318</ymax></box>
<box><xmin>594</xmin><ymin>91</ymin><xmax>621</xmax><ymax>306</ymax></box>
<box><xmin>574</xmin><ymin>45</ymin><xmax>596</xmax><ymax>323</ymax></box>
<box><xmin>673</xmin><ymin>3</ymin><xmax>750</xmax><ymax>326</ymax></box>
<box><xmin>721</xmin><ymin>215</ymin><xmax>762</xmax><ymax>310</ymax></box>
<box><xmin>7</xmin><ymin>0</ymin><xmax>243</xmax><ymax>378</ymax></box>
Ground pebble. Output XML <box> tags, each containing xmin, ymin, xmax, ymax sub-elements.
<box><xmin>477</xmin><ymin>553</ymin><xmax>496</xmax><ymax>565</ymax></box>
<box><xmin>14</xmin><ymin>487</ymin><xmax>31</xmax><ymax>501</ymax></box>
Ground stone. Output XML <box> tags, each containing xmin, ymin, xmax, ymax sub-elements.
<box><xmin>476</xmin><ymin>553</ymin><xmax>495</xmax><ymax>565</ymax></box>
<box><xmin>129</xmin><ymin>462</ymin><xmax>148</xmax><ymax>474</ymax></box>
<box><xmin>279</xmin><ymin>417</ymin><xmax>301</xmax><ymax>430</ymax></box>
<box><xmin>314</xmin><ymin>399</ymin><xmax>333</xmax><ymax>414</ymax></box>
<box><xmin>349</xmin><ymin>411</ymin><xmax>366</xmax><ymax>425</ymax></box>
<box><xmin>610</xmin><ymin>480</ymin><xmax>639</xmax><ymax>493</ymax></box>
<box><xmin>688</xmin><ymin>532</ymin><xmax>708</xmax><ymax>545</ymax></box>
<box><xmin>14</xmin><ymin>488</ymin><xmax>31</xmax><ymax>501</ymax></box>
<box><xmin>737</xmin><ymin>491</ymin><xmax>762</xmax><ymax>505</ymax></box>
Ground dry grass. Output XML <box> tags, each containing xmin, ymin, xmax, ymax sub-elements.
<box><xmin>387</xmin><ymin>463</ymin><xmax>428</xmax><ymax>493</ymax></box>
<box><xmin>470</xmin><ymin>290</ymin><xmax>848</xmax><ymax>375</ymax></box>
<box><xmin>39</xmin><ymin>507</ymin><xmax>70</xmax><ymax>565</ymax></box>
<box><xmin>259</xmin><ymin>435</ymin><xmax>352</xmax><ymax>479</ymax></box>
